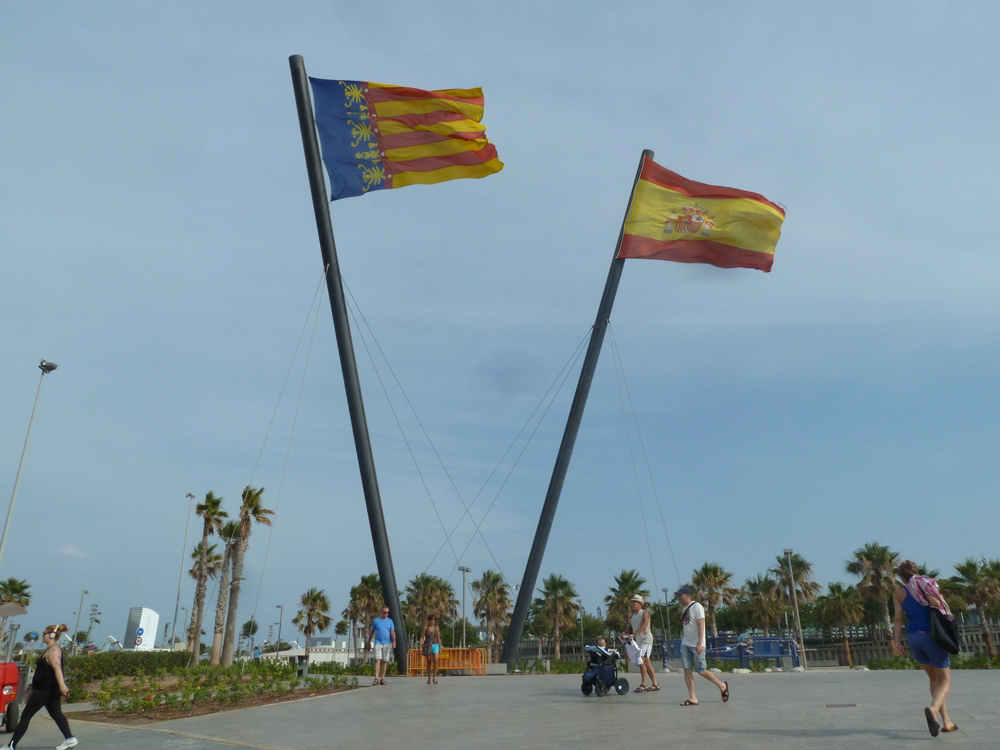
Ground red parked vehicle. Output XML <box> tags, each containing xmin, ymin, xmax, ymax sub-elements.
<box><xmin>0</xmin><ymin>602</ymin><xmax>29</xmax><ymax>733</ymax></box>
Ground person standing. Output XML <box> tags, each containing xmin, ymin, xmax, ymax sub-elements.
<box><xmin>5</xmin><ymin>624</ymin><xmax>78</xmax><ymax>750</ymax></box>
<box><xmin>676</xmin><ymin>587</ymin><xmax>729</xmax><ymax>706</ymax></box>
<box><xmin>623</xmin><ymin>595</ymin><xmax>659</xmax><ymax>692</ymax></box>
<box><xmin>892</xmin><ymin>560</ymin><xmax>958</xmax><ymax>736</ymax></box>
<box><xmin>369</xmin><ymin>605</ymin><xmax>396</xmax><ymax>685</ymax></box>
<box><xmin>421</xmin><ymin>615</ymin><xmax>442</xmax><ymax>684</ymax></box>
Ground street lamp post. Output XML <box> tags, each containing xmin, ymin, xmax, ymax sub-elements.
<box><xmin>72</xmin><ymin>590</ymin><xmax>90</xmax><ymax>655</ymax></box>
<box><xmin>181</xmin><ymin>607</ymin><xmax>189</xmax><ymax>653</ymax></box>
<box><xmin>276</xmin><ymin>604</ymin><xmax>283</xmax><ymax>661</ymax></box>
<box><xmin>170</xmin><ymin>493</ymin><xmax>196</xmax><ymax>651</ymax></box>
<box><xmin>1</xmin><ymin>360</ymin><xmax>58</xmax><ymax>568</ymax></box>
<box><xmin>662</xmin><ymin>588</ymin><xmax>673</xmax><ymax>641</ymax></box>
<box><xmin>784</xmin><ymin>548</ymin><xmax>807</xmax><ymax>670</ymax></box>
<box><xmin>578</xmin><ymin>598</ymin><xmax>584</xmax><ymax>644</ymax></box>
<box><xmin>458</xmin><ymin>566</ymin><xmax>471</xmax><ymax>649</ymax></box>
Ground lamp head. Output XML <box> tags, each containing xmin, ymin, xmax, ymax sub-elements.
<box><xmin>39</xmin><ymin>360</ymin><xmax>58</xmax><ymax>373</ymax></box>
<box><xmin>784</xmin><ymin>548</ymin><xmax>794</xmax><ymax>556</ymax></box>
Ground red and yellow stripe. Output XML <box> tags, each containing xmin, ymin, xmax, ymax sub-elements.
<box><xmin>618</xmin><ymin>156</ymin><xmax>785</xmax><ymax>272</ymax></box>
<box><xmin>364</xmin><ymin>83</ymin><xmax>503</xmax><ymax>189</ymax></box>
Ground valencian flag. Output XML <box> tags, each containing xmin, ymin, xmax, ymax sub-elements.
<box><xmin>309</xmin><ymin>78</ymin><xmax>503</xmax><ymax>201</ymax></box>
<box><xmin>618</xmin><ymin>154</ymin><xmax>786</xmax><ymax>272</ymax></box>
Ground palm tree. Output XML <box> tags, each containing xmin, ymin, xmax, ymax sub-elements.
<box><xmin>188</xmin><ymin>492</ymin><xmax>226</xmax><ymax>665</ymax></box>
<box><xmin>403</xmin><ymin>573</ymin><xmax>457</xmax><ymax>642</ymax></box>
<box><xmin>743</xmin><ymin>574</ymin><xmax>784</xmax><ymax>635</ymax></box>
<box><xmin>817</xmin><ymin>582</ymin><xmax>864</xmax><ymax>666</ymax></box>
<box><xmin>186</xmin><ymin>542</ymin><xmax>223</xmax><ymax>660</ymax></box>
<box><xmin>951</xmin><ymin>558</ymin><xmax>1000</xmax><ymax>659</ymax></box>
<box><xmin>210</xmin><ymin>521</ymin><xmax>240</xmax><ymax>664</ymax></box>
<box><xmin>691</xmin><ymin>563</ymin><xmax>737</xmax><ymax>638</ymax></box>
<box><xmin>221</xmin><ymin>485</ymin><xmax>273</xmax><ymax>666</ymax></box>
<box><xmin>292</xmin><ymin>588</ymin><xmax>332</xmax><ymax>662</ymax></box>
<box><xmin>769</xmin><ymin>553</ymin><xmax>821</xmax><ymax>606</ymax></box>
<box><xmin>845</xmin><ymin>542</ymin><xmax>899</xmax><ymax>635</ymax></box>
<box><xmin>470</xmin><ymin>570</ymin><xmax>511</xmax><ymax>663</ymax></box>
<box><xmin>534</xmin><ymin>574</ymin><xmax>578</xmax><ymax>660</ymax></box>
<box><xmin>0</xmin><ymin>578</ymin><xmax>31</xmax><ymax>650</ymax></box>
<box><xmin>343</xmin><ymin>574</ymin><xmax>382</xmax><ymax>662</ymax></box>
<box><xmin>603</xmin><ymin>570</ymin><xmax>649</xmax><ymax>633</ymax></box>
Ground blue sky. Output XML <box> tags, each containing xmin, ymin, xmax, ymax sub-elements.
<box><xmin>3</xmin><ymin>2</ymin><xmax>999</xmax><ymax>644</ymax></box>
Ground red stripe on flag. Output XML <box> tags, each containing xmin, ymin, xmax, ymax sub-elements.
<box><xmin>640</xmin><ymin>156</ymin><xmax>786</xmax><ymax>217</ymax></box>
<box><xmin>369</xmin><ymin>85</ymin><xmax>484</xmax><ymax>106</ymax></box>
<box><xmin>377</xmin><ymin>111</ymin><xmax>469</xmax><ymax>128</ymax></box>
<box><xmin>380</xmin><ymin>130</ymin><xmax>451</xmax><ymax>150</ymax></box>
<box><xmin>388</xmin><ymin>144</ymin><xmax>498</xmax><ymax>174</ymax></box>
<box><xmin>618</xmin><ymin>235</ymin><xmax>773</xmax><ymax>272</ymax></box>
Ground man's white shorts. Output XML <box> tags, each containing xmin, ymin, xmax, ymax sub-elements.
<box><xmin>624</xmin><ymin>639</ymin><xmax>652</xmax><ymax>665</ymax></box>
<box><xmin>373</xmin><ymin>643</ymin><xmax>393</xmax><ymax>662</ymax></box>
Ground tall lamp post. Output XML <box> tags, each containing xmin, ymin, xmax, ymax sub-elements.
<box><xmin>170</xmin><ymin>493</ymin><xmax>196</xmax><ymax>651</ymax></box>
<box><xmin>180</xmin><ymin>607</ymin><xmax>188</xmax><ymax>653</ymax></box>
<box><xmin>784</xmin><ymin>548</ymin><xmax>807</xmax><ymax>670</ymax></box>
<box><xmin>661</xmin><ymin>588</ymin><xmax>673</xmax><ymax>641</ymax></box>
<box><xmin>1</xmin><ymin>360</ymin><xmax>58</xmax><ymax>568</ymax></box>
<box><xmin>458</xmin><ymin>566</ymin><xmax>471</xmax><ymax>649</ymax></box>
<box><xmin>72</xmin><ymin>589</ymin><xmax>90</xmax><ymax>655</ymax></box>
<box><xmin>276</xmin><ymin>604</ymin><xmax>283</xmax><ymax>661</ymax></box>
<box><xmin>578</xmin><ymin>598</ymin><xmax>584</xmax><ymax>643</ymax></box>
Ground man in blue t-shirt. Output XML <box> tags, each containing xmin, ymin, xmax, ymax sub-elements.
<box><xmin>369</xmin><ymin>606</ymin><xmax>396</xmax><ymax>685</ymax></box>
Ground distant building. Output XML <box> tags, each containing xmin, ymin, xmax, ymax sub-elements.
<box><xmin>124</xmin><ymin>607</ymin><xmax>159</xmax><ymax>651</ymax></box>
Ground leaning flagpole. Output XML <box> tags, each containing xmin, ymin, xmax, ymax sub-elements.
<box><xmin>289</xmin><ymin>55</ymin><xmax>407</xmax><ymax>667</ymax></box>
<box><xmin>501</xmin><ymin>149</ymin><xmax>652</xmax><ymax>664</ymax></box>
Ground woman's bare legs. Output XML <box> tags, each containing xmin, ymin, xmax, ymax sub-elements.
<box><xmin>921</xmin><ymin>663</ymin><xmax>955</xmax><ymax>729</ymax></box>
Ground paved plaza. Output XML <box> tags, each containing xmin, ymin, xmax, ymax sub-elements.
<box><xmin>20</xmin><ymin>669</ymin><xmax>1000</xmax><ymax>749</ymax></box>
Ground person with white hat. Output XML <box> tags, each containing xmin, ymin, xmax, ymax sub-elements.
<box><xmin>622</xmin><ymin>595</ymin><xmax>659</xmax><ymax>692</ymax></box>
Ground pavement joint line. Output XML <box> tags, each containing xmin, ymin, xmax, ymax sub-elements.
<box><xmin>71</xmin><ymin>717</ymin><xmax>296</xmax><ymax>750</ymax></box>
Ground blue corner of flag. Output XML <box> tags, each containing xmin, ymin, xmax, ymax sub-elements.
<box><xmin>309</xmin><ymin>77</ymin><xmax>388</xmax><ymax>201</ymax></box>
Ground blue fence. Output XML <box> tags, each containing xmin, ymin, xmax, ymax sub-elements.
<box><xmin>661</xmin><ymin>637</ymin><xmax>799</xmax><ymax>669</ymax></box>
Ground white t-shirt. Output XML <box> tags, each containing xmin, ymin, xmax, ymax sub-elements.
<box><xmin>681</xmin><ymin>601</ymin><xmax>706</xmax><ymax>647</ymax></box>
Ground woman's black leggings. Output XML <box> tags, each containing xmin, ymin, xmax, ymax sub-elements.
<box><xmin>11</xmin><ymin>688</ymin><xmax>72</xmax><ymax>746</ymax></box>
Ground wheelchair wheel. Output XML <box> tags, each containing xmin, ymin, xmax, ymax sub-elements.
<box><xmin>615</xmin><ymin>677</ymin><xmax>629</xmax><ymax>695</ymax></box>
<box><xmin>581</xmin><ymin>682</ymin><xmax>593</xmax><ymax>696</ymax></box>
<box><xmin>594</xmin><ymin>679</ymin><xmax>608</xmax><ymax>697</ymax></box>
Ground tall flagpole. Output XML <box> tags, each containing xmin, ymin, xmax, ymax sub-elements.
<box><xmin>501</xmin><ymin>149</ymin><xmax>652</xmax><ymax>664</ymax></box>
<box><xmin>289</xmin><ymin>55</ymin><xmax>407</xmax><ymax>667</ymax></box>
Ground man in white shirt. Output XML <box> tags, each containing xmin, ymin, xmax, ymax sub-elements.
<box><xmin>677</xmin><ymin>586</ymin><xmax>730</xmax><ymax>706</ymax></box>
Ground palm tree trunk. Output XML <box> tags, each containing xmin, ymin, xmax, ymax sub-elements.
<box><xmin>190</xmin><ymin>540</ymin><xmax>209</xmax><ymax>666</ymax></box>
<box><xmin>554</xmin><ymin>627</ymin><xmax>561</xmax><ymax>661</ymax></box>
<box><xmin>221</xmin><ymin>540</ymin><xmax>246</xmax><ymax>666</ymax></box>
<box><xmin>983</xmin><ymin>624</ymin><xmax>996</xmax><ymax>660</ymax></box>
<box><xmin>210</xmin><ymin>548</ymin><xmax>231</xmax><ymax>665</ymax></box>
<box><xmin>842</xmin><ymin>627</ymin><xmax>852</xmax><ymax>667</ymax></box>
<box><xmin>187</xmin><ymin>583</ymin><xmax>200</xmax><ymax>652</ymax></box>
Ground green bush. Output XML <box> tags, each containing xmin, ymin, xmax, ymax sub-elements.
<box><xmin>866</xmin><ymin>655</ymin><xmax>920</xmax><ymax>670</ymax></box>
<box><xmin>64</xmin><ymin>651</ymin><xmax>189</xmax><ymax>686</ymax></box>
<box><xmin>949</xmin><ymin>652</ymin><xmax>998</xmax><ymax>670</ymax></box>
<box><xmin>307</xmin><ymin>661</ymin><xmax>398</xmax><ymax>676</ymax></box>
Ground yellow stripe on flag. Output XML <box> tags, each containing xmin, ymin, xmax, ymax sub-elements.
<box><xmin>385</xmin><ymin>137</ymin><xmax>486</xmax><ymax>163</ymax></box>
<box><xmin>374</xmin><ymin>98</ymin><xmax>485</xmax><ymax>121</ymax></box>
<box><xmin>378</xmin><ymin>118</ymin><xmax>486</xmax><ymax>136</ymax></box>
<box><xmin>625</xmin><ymin>178</ymin><xmax>784</xmax><ymax>256</ymax></box>
<box><xmin>391</xmin><ymin>158</ymin><xmax>504</xmax><ymax>189</ymax></box>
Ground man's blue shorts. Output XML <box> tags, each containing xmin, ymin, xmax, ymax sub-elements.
<box><xmin>909</xmin><ymin>631</ymin><xmax>950</xmax><ymax>668</ymax></box>
<box><xmin>680</xmin><ymin>644</ymin><xmax>707</xmax><ymax>673</ymax></box>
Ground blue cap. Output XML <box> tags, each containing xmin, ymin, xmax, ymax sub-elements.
<box><xmin>676</xmin><ymin>586</ymin><xmax>692</xmax><ymax>596</ymax></box>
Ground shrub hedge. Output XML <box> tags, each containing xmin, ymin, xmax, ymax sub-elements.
<box><xmin>64</xmin><ymin>651</ymin><xmax>192</xmax><ymax>685</ymax></box>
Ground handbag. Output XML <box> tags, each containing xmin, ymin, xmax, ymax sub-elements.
<box><xmin>930</xmin><ymin>608</ymin><xmax>960</xmax><ymax>655</ymax></box>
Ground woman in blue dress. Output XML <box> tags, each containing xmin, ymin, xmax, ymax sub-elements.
<box><xmin>892</xmin><ymin>559</ymin><xmax>958</xmax><ymax>736</ymax></box>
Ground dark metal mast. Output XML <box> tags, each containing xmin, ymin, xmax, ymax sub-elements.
<box><xmin>289</xmin><ymin>55</ymin><xmax>407</xmax><ymax>667</ymax></box>
<box><xmin>501</xmin><ymin>149</ymin><xmax>652</xmax><ymax>664</ymax></box>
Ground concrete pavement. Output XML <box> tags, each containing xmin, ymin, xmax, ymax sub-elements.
<box><xmin>15</xmin><ymin>668</ymin><xmax>1000</xmax><ymax>749</ymax></box>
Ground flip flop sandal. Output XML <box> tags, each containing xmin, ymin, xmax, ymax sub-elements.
<box><xmin>380</xmin><ymin>679</ymin><xmax>388</xmax><ymax>686</ymax></box>
<box><xmin>680</xmin><ymin>699</ymin><xmax>700</xmax><ymax>706</ymax></box>
<box><xmin>635</xmin><ymin>686</ymin><xmax>648</xmax><ymax>692</ymax></box>
<box><xmin>372</xmin><ymin>679</ymin><xmax>380</xmax><ymax>686</ymax></box>
<box><xmin>721</xmin><ymin>681</ymin><xmax>730</xmax><ymax>702</ymax></box>
<box><xmin>924</xmin><ymin>707</ymin><xmax>940</xmax><ymax>737</ymax></box>
<box><xmin>650</xmin><ymin>684</ymin><xmax>661</xmax><ymax>691</ymax></box>
<box><xmin>941</xmin><ymin>724</ymin><xmax>959</xmax><ymax>733</ymax></box>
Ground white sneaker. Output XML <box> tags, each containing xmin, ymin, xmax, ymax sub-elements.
<box><xmin>56</xmin><ymin>739</ymin><xmax>78</xmax><ymax>750</ymax></box>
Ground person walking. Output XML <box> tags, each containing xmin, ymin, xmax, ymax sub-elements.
<box><xmin>421</xmin><ymin>615</ymin><xmax>442</xmax><ymax>684</ymax></box>
<box><xmin>892</xmin><ymin>560</ymin><xmax>958</xmax><ymax>736</ymax></box>
<box><xmin>369</xmin><ymin>605</ymin><xmax>396</xmax><ymax>685</ymax></box>
<box><xmin>676</xmin><ymin>587</ymin><xmax>729</xmax><ymax>706</ymax></box>
<box><xmin>623</xmin><ymin>595</ymin><xmax>659</xmax><ymax>692</ymax></box>
<box><xmin>4</xmin><ymin>624</ymin><xmax>78</xmax><ymax>750</ymax></box>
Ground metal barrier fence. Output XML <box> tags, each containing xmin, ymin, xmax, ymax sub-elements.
<box><xmin>407</xmin><ymin>648</ymin><xmax>487</xmax><ymax>676</ymax></box>
<box><xmin>660</xmin><ymin>637</ymin><xmax>800</xmax><ymax>669</ymax></box>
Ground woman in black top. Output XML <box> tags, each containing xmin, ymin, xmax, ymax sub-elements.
<box><xmin>5</xmin><ymin>623</ymin><xmax>77</xmax><ymax>750</ymax></box>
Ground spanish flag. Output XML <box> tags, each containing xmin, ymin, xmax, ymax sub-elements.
<box><xmin>618</xmin><ymin>155</ymin><xmax>786</xmax><ymax>272</ymax></box>
<box><xmin>310</xmin><ymin>78</ymin><xmax>503</xmax><ymax>201</ymax></box>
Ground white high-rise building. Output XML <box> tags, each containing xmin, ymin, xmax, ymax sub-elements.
<box><xmin>124</xmin><ymin>607</ymin><xmax>159</xmax><ymax>651</ymax></box>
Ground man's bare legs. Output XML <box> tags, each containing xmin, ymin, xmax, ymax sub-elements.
<box><xmin>683</xmin><ymin>668</ymin><xmax>698</xmax><ymax>703</ymax></box>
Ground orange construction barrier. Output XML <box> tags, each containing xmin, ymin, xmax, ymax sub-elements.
<box><xmin>407</xmin><ymin>647</ymin><xmax>488</xmax><ymax>676</ymax></box>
